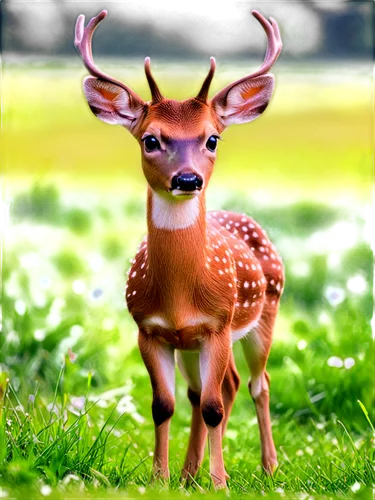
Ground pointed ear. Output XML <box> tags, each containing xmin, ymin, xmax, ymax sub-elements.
<box><xmin>211</xmin><ymin>75</ymin><xmax>275</xmax><ymax>127</ymax></box>
<box><xmin>82</xmin><ymin>76</ymin><xmax>145</xmax><ymax>130</ymax></box>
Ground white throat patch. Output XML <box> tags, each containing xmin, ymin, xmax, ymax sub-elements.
<box><xmin>151</xmin><ymin>191</ymin><xmax>200</xmax><ymax>230</ymax></box>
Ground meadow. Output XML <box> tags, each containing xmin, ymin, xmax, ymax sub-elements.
<box><xmin>0</xmin><ymin>60</ymin><xmax>373</xmax><ymax>499</ymax></box>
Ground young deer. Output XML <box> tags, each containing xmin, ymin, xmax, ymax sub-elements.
<box><xmin>75</xmin><ymin>9</ymin><xmax>283</xmax><ymax>488</ymax></box>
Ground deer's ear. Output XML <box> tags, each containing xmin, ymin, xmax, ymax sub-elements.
<box><xmin>211</xmin><ymin>75</ymin><xmax>274</xmax><ymax>127</ymax></box>
<box><xmin>83</xmin><ymin>76</ymin><xmax>145</xmax><ymax>129</ymax></box>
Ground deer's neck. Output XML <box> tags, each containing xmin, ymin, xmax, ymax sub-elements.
<box><xmin>146</xmin><ymin>188</ymin><xmax>207</xmax><ymax>297</ymax></box>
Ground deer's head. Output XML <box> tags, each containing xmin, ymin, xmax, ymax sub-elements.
<box><xmin>75</xmin><ymin>10</ymin><xmax>282</xmax><ymax>198</ymax></box>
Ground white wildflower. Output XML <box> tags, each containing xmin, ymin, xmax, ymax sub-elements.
<box><xmin>71</xmin><ymin>396</ymin><xmax>85</xmax><ymax>411</ymax></box>
<box><xmin>324</xmin><ymin>286</ymin><xmax>345</xmax><ymax>307</ymax></box>
<box><xmin>327</xmin><ymin>356</ymin><xmax>343</xmax><ymax>368</ymax></box>
<box><xmin>131</xmin><ymin>412</ymin><xmax>145</xmax><ymax>424</ymax></box>
<box><xmin>40</xmin><ymin>485</ymin><xmax>52</xmax><ymax>496</ymax></box>
<box><xmin>350</xmin><ymin>482</ymin><xmax>361</xmax><ymax>492</ymax></box>
<box><xmin>89</xmin><ymin>287</ymin><xmax>104</xmax><ymax>302</ymax></box>
<box><xmin>344</xmin><ymin>357</ymin><xmax>355</xmax><ymax>369</ymax></box>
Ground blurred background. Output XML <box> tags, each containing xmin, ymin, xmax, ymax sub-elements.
<box><xmin>0</xmin><ymin>0</ymin><xmax>373</xmax><ymax>459</ymax></box>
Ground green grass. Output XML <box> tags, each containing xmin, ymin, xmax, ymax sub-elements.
<box><xmin>1</xmin><ymin>62</ymin><xmax>374</xmax><ymax>498</ymax></box>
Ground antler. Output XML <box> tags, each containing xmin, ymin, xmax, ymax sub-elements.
<box><xmin>144</xmin><ymin>57</ymin><xmax>164</xmax><ymax>103</ymax></box>
<box><xmin>212</xmin><ymin>10</ymin><xmax>282</xmax><ymax>102</ymax></box>
<box><xmin>74</xmin><ymin>10</ymin><xmax>143</xmax><ymax>102</ymax></box>
<box><xmin>196</xmin><ymin>57</ymin><xmax>216</xmax><ymax>103</ymax></box>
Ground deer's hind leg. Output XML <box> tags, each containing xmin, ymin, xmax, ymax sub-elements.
<box><xmin>240</xmin><ymin>301</ymin><xmax>279</xmax><ymax>473</ymax></box>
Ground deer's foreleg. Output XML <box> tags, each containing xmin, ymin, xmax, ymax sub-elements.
<box><xmin>138</xmin><ymin>331</ymin><xmax>175</xmax><ymax>479</ymax></box>
<box><xmin>200</xmin><ymin>330</ymin><xmax>231</xmax><ymax>489</ymax></box>
<box><xmin>176</xmin><ymin>351</ymin><xmax>207</xmax><ymax>480</ymax></box>
<box><xmin>221</xmin><ymin>351</ymin><xmax>240</xmax><ymax>438</ymax></box>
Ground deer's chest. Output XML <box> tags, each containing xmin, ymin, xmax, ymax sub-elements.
<box><xmin>125</xmin><ymin>243</ymin><xmax>231</xmax><ymax>347</ymax></box>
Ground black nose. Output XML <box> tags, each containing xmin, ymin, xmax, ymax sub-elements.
<box><xmin>171</xmin><ymin>173</ymin><xmax>203</xmax><ymax>192</ymax></box>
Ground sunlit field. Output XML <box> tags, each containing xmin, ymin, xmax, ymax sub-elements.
<box><xmin>1</xmin><ymin>60</ymin><xmax>373</xmax><ymax>499</ymax></box>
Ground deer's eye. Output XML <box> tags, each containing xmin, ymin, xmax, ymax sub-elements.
<box><xmin>143</xmin><ymin>135</ymin><xmax>161</xmax><ymax>152</ymax></box>
<box><xmin>206</xmin><ymin>135</ymin><xmax>219</xmax><ymax>152</ymax></box>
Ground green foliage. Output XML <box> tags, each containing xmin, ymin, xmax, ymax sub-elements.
<box><xmin>1</xmin><ymin>65</ymin><xmax>373</xmax><ymax>498</ymax></box>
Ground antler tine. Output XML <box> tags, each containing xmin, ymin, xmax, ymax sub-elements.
<box><xmin>211</xmin><ymin>10</ymin><xmax>282</xmax><ymax>104</ymax></box>
<box><xmin>75</xmin><ymin>10</ymin><xmax>140</xmax><ymax>100</ymax></box>
<box><xmin>144</xmin><ymin>57</ymin><xmax>164</xmax><ymax>103</ymax></box>
<box><xmin>249</xmin><ymin>10</ymin><xmax>282</xmax><ymax>79</ymax></box>
<box><xmin>196</xmin><ymin>57</ymin><xmax>216</xmax><ymax>102</ymax></box>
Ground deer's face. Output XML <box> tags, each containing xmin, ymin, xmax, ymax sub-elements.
<box><xmin>76</xmin><ymin>10</ymin><xmax>281</xmax><ymax>201</ymax></box>
<box><xmin>135</xmin><ymin>99</ymin><xmax>222</xmax><ymax>198</ymax></box>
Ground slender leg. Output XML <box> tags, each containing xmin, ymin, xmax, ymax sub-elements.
<box><xmin>200</xmin><ymin>331</ymin><xmax>231</xmax><ymax>489</ymax></box>
<box><xmin>176</xmin><ymin>351</ymin><xmax>207</xmax><ymax>479</ymax></box>
<box><xmin>221</xmin><ymin>351</ymin><xmax>240</xmax><ymax>438</ymax></box>
<box><xmin>138</xmin><ymin>331</ymin><xmax>175</xmax><ymax>479</ymax></box>
<box><xmin>240</xmin><ymin>303</ymin><xmax>278</xmax><ymax>473</ymax></box>
<box><xmin>183</xmin><ymin>388</ymin><xmax>207</xmax><ymax>479</ymax></box>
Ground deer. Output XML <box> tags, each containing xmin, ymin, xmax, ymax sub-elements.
<box><xmin>75</xmin><ymin>9</ymin><xmax>283</xmax><ymax>489</ymax></box>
